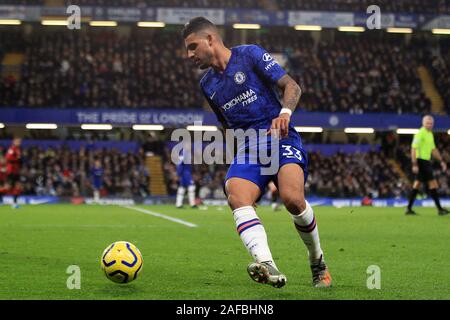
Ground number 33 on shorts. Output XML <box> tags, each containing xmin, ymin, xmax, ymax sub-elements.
<box><xmin>281</xmin><ymin>145</ymin><xmax>303</xmax><ymax>161</ymax></box>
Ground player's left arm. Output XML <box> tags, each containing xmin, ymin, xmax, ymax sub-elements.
<box><xmin>432</xmin><ymin>148</ymin><xmax>447</xmax><ymax>171</ymax></box>
<box><xmin>268</xmin><ymin>74</ymin><xmax>301</xmax><ymax>138</ymax></box>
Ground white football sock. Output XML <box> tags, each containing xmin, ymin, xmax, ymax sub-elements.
<box><xmin>291</xmin><ymin>200</ymin><xmax>323</xmax><ymax>264</ymax></box>
<box><xmin>94</xmin><ymin>190</ymin><xmax>100</xmax><ymax>203</ymax></box>
<box><xmin>271</xmin><ymin>202</ymin><xmax>280</xmax><ymax>211</ymax></box>
<box><xmin>176</xmin><ymin>186</ymin><xmax>185</xmax><ymax>207</ymax></box>
<box><xmin>188</xmin><ymin>185</ymin><xmax>196</xmax><ymax>206</ymax></box>
<box><xmin>233</xmin><ymin>206</ymin><xmax>277</xmax><ymax>268</ymax></box>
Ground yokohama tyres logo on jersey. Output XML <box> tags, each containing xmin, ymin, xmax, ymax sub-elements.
<box><xmin>262</xmin><ymin>52</ymin><xmax>278</xmax><ymax>71</ymax></box>
<box><xmin>263</xmin><ymin>53</ymin><xmax>273</xmax><ymax>62</ymax></box>
<box><xmin>221</xmin><ymin>89</ymin><xmax>258</xmax><ymax>111</ymax></box>
<box><xmin>265</xmin><ymin>60</ymin><xmax>278</xmax><ymax>71</ymax></box>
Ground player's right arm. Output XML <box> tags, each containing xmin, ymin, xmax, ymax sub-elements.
<box><xmin>411</xmin><ymin>148</ymin><xmax>419</xmax><ymax>174</ymax></box>
<box><xmin>411</xmin><ymin>133</ymin><xmax>419</xmax><ymax>174</ymax></box>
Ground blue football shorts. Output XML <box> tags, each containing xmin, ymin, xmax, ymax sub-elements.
<box><xmin>225</xmin><ymin>130</ymin><xmax>308</xmax><ymax>196</ymax></box>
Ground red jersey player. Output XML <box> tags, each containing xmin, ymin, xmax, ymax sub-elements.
<box><xmin>0</xmin><ymin>155</ymin><xmax>7</xmax><ymax>205</ymax></box>
<box><xmin>5</xmin><ymin>138</ymin><xmax>22</xmax><ymax>208</ymax></box>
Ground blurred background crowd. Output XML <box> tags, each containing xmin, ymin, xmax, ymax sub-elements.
<box><xmin>6</xmin><ymin>1</ymin><xmax>450</xmax><ymax>13</ymax></box>
<box><xmin>1</xmin><ymin>27</ymin><xmax>448</xmax><ymax>114</ymax></box>
<box><xmin>0</xmin><ymin>0</ymin><xmax>449</xmax><ymax>201</ymax></box>
<box><xmin>0</xmin><ymin>145</ymin><xmax>149</xmax><ymax>198</ymax></box>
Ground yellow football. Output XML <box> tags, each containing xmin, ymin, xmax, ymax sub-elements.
<box><xmin>101</xmin><ymin>241</ymin><xmax>143</xmax><ymax>283</ymax></box>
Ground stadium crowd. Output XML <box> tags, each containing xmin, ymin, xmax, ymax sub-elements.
<box><xmin>428</xmin><ymin>55</ymin><xmax>450</xmax><ymax>114</ymax></box>
<box><xmin>307</xmin><ymin>151</ymin><xmax>406</xmax><ymax>198</ymax></box>
<box><xmin>0</xmin><ymin>27</ymin><xmax>441</xmax><ymax>115</ymax></box>
<box><xmin>0</xmin><ymin>29</ymin><xmax>203</xmax><ymax>109</ymax></box>
<box><xmin>245</xmin><ymin>29</ymin><xmax>433</xmax><ymax>114</ymax></box>
<box><xmin>0</xmin><ymin>145</ymin><xmax>149</xmax><ymax>198</ymax></box>
<box><xmin>162</xmin><ymin>136</ymin><xmax>450</xmax><ymax>200</ymax></box>
<box><xmin>7</xmin><ymin>0</ymin><xmax>450</xmax><ymax>13</ymax></box>
<box><xmin>1</xmin><ymin>134</ymin><xmax>449</xmax><ymax>200</ymax></box>
<box><xmin>277</xmin><ymin>0</ymin><xmax>450</xmax><ymax>13</ymax></box>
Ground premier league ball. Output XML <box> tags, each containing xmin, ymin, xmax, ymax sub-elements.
<box><xmin>101</xmin><ymin>241</ymin><xmax>143</xmax><ymax>284</ymax></box>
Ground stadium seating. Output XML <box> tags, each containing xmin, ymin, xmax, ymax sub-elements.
<box><xmin>0</xmin><ymin>27</ymin><xmax>444</xmax><ymax>115</ymax></box>
<box><xmin>5</xmin><ymin>1</ymin><xmax>449</xmax><ymax>13</ymax></box>
<box><xmin>277</xmin><ymin>0</ymin><xmax>450</xmax><ymax>13</ymax></box>
<box><xmin>243</xmin><ymin>29</ymin><xmax>433</xmax><ymax>114</ymax></box>
<box><xmin>427</xmin><ymin>55</ymin><xmax>450</xmax><ymax>114</ymax></box>
<box><xmin>0</xmin><ymin>29</ymin><xmax>204</xmax><ymax>108</ymax></box>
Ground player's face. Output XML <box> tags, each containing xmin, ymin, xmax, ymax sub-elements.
<box><xmin>423</xmin><ymin>117</ymin><xmax>434</xmax><ymax>130</ymax></box>
<box><xmin>13</xmin><ymin>138</ymin><xmax>21</xmax><ymax>147</ymax></box>
<box><xmin>185</xmin><ymin>33</ymin><xmax>213</xmax><ymax>70</ymax></box>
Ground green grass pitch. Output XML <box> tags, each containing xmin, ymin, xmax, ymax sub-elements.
<box><xmin>0</xmin><ymin>204</ymin><xmax>449</xmax><ymax>300</ymax></box>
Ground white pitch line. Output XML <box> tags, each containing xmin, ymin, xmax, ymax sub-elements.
<box><xmin>122</xmin><ymin>206</ymin><xmax>198</xmax><ymax>228</ymax></box>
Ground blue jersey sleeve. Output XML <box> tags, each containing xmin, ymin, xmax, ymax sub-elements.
<box><xmin>247</xmin><ymin>45</ymin><xmax>286</xmax><ymax>85</ymax></box>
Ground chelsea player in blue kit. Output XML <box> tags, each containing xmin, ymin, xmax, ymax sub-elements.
<box><xmin>91</xmin><ymin>159</ymin><xmax>103</xmax><ymax>204</ymax></box>
<box><xmin>176</xmin><ymin>150</ymin><xmax>197</xmax><ymax>208</ymax></box>
<box><xmin>182</xmin><ymin>17</ymin><xmax>332</xmax><ymax>288</ymax></box>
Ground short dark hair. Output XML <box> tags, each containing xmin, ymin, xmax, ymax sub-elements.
<box><xmin>181</xmin><ymin>16</ymin><xmax>216</xmax><ymax>39</ymax></box>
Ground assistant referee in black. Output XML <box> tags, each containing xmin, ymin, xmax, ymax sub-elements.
<box><xmin>406</xmin><ymin>115</ymin><xmax>449</xmax><ymax>215</ymax></box>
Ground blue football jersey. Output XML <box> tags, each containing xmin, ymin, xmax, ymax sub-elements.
<box><xmin>176</xmin><ymin>159</ymin><xmax>192</xmax><ymax>177</ymax></box>
<box><xmin>176</xmin><ymin>152</ymin><xmax>193</xmax><ymax>187</ymax></box>
<box><xmin>200</xmin><ymin>44</ymin><xmax>288</xmax><ymax>130</ymax></box>
<box><xmin>200</xmin><ymin>45</ymin><xmax>310</xmax><ymax>193</ymax></box>
<box><xmin>91</xmin><ymin>167</ymin><xmax>103</xmax><ymax>188</ymax></box>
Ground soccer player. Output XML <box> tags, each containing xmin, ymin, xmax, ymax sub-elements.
<box><xmin>406</xmin><ymin>115</ymin><xmax>449</xmax><ymax>216</ymax></box>
<box><xmin>182</xmin><ymin>17</ymin><xmax>331</xmax><ymax>288</ymax></box>
<box><xmin>0</xmin><ymin>156</ymin><xmax>6</xmax><ymax>205</ymax></box>
<box><xmin>91</xmin><ymin>159</ymin><xmax>103</xmax><ymax>204</ymax></box>
<box><xmin>5</xmin><ymin>138</ymin><xmax>22</xmax><ymax>209</ymax></box>
<box><xmin>175</xmin><ymin>149</ymin><xmax>197</xmax><ymax>208</ymax></box>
